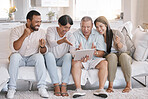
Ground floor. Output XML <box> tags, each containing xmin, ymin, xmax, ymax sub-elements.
<box><xmin>0</xmin><ymin>76</ymin><xmax>147</xmax><ymax>99</ymax></box>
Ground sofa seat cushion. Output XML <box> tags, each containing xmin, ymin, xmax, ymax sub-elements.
<box><xmin>87</xmin><ymin>59</ymin><xmax>148</xmax><ymax>84</ymax></box>
<box><xmin>87</xmin><ymin>67</ymin><xmax>124</xmax><ymax>85</ymax></box>
<box><xmin>131</xmin><ymin>60</ymin><xmax>148</xmax><ymax>77</ymax></box>
<box><xmin>18</xmin><ymin>67</ymin><xmax>88</xmax><ymax>85</ymax></box>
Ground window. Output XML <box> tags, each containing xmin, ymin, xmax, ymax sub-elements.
<box><xmin>75</xmin><ymin>0</ymin><xmax>121</xmax><ymax>20</ymax></box>
<box><xmin>0</xmin><ymin>0</ymin><xmax>11</xmax><ymax>20</ymax></box>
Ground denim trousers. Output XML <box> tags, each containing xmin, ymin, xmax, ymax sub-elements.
<box><xmin>8</xmin><ymin>53</ymin><xmax>47</xmax><ymax>89</ymax></box>
<box><xmin>44</xmin><ymin>52</ymin><xmax>72</xmax><ymax>84</ymax></box>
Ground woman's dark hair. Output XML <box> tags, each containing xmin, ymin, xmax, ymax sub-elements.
<box><xmin>26</xmin><ymin>10</ymin><xmax>41</xmax><ymax>21</ymax></box>
<box><xmin>58</xmin><ymin>15</ymin><xmax>73</xmax><ymax>26</ymax></box>
<box><xmin>94</xmin><ymin>16</ymin><xmax>113</xmax><ymax>54</ymax></box>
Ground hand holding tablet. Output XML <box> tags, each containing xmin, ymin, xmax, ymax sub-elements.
<box><xmin>74</xmin><ymin>49</ymin><xmax>95</xmax><ymax>61</ymax></box>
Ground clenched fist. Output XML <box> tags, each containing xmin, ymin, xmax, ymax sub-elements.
<box><xmin>39</xmin><ymin>39</ymin><xmax>46</xmax><ymax>48</ymax></box>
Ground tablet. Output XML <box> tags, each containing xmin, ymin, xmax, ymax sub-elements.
<box><xmin>74</xmin><ymin>49</ymin><xmax>95</xmax><ymax>61</ymax></box>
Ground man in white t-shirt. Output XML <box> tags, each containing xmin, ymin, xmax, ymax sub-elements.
<box><xmin>72</xmin><ymin>16</ymin><xmax>108</xmax><ymax>98</ymax></box>
<box><xmin>7</xmin><ymin>10</ymin><xmax>49</xmax><ymax>98</ymax></box>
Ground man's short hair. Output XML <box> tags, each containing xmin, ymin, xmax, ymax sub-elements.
<box><xmin>81</xmin><ymin>16</ymin><xmax>93</xmax><ymax>23</ymax></box>
<box><xmin>26</xmin><ymin>10</ymin><xmax>41</xmax><ymax>21</ymax></box>
<box><xmin>58</xmin><ymin>15</ymin><xmax>73</xmax><ymax>26</ymax></box>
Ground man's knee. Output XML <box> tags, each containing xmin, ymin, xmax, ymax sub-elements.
<box><xmin>10</xmin><ymin>53</ymin><xmax>22</xmax><ymax>61</ymax></box>
<box><xmin>33</xmin><ymin>53</ymin><xmax>44</xmax><ymax>62</ymax></box>
<box><xmin>96</xmin><ymin>60</ymin><xmax>108</xmax><ymax>70</ymax></box>
<box><xmin>72</xmin><ymin>60</ymin><xmax>82</xmax><ymax>69</ymax></box>
<box><xmin>44</xmin><ymin>52</ymin><xmax>55</xmax><ymax>59</ymax></box>
<box><xmin>63</xmin><ymin>53</ymin><xmax>72</xmax><ymax>60</ymax></box>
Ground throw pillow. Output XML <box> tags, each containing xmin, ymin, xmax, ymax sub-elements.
<box><xmin>133</xmin><ymin>28</ymin><xmax>148</xmax><ymax>61</ymax></box>
<box><xmin>121</xmin><ymin>26</ymin><xmax>135</xmax><ymax>57</ymax></box>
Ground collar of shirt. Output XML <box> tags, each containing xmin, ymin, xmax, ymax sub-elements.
<box><xmin>78</xmin><ymin>28</ymin><xmax>96</xmax><ymax>39</ymax></box>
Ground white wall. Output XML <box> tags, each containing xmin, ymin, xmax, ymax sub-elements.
<box><xmin>131</xmin><ymin>0</ymin><xmax>143</xmax><ymax>30</ymax></box>
<box><xmin>63</xmin><ymin>0</ymin><xmax>75</xmax><ymax>20</ymax></box>
<box><xmin>13</xmin><ymin>0</ymin><xmax>148</xmax><ymax>27</ymax></box>
<box><xmin>143</xmin><ymin>0</ymin><xmax>148</xmax><ymax>24</ymax></box>
<box><xmin>14</xmin><ymin>0</ymin><xmax>30</xmax><ymax>21</ymax></box>
<box><xmin>14</xmin><ymin>0</ymin><xmax>65</xmax><ymax>21</ymax></box>
<box><xmin>123</xmin><ymin>0</ymin><xmax>131</xmax><ymax>22</ymax></box>
<box><xmin>123</xmin><ymin>0</ymin><xmax>148</xmax><ymax>30</ymax></box>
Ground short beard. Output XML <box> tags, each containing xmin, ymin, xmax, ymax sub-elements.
<box><xmin>30</xmin><ymin>23</ymin><xmax>39</xmax><ymax>31</ymax></box>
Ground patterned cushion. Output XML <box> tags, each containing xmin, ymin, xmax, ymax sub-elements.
<box><xmin>121</xmin><ymin>27</ymin><xmax>135</xmax><ymax>56</ymax></box>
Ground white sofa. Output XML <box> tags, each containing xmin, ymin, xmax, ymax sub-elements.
<box><xmin>0</xmin><ymin>23</ymin><xmax>148</xmax><ymax>92</ymax></box>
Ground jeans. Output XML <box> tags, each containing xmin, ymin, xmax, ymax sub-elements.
<box><xmin>44</xmin><ymin>52</ymin><xmax>72</xmax><ymax>84</ymax></box>
<box><xmin>8</xmin><ymin>53</ymin><xmax>47</xmax><ymax>89</ymax></box>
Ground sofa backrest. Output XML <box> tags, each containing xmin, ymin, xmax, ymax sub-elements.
<box><xmin>0</xmin><ymin>29</ymin><xmax>11</xmax><ymax>59</ymax></box>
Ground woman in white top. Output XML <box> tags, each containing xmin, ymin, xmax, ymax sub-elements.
<box><xmin>44</xmin><ymin>15</ymin><xmax>75</xmax><ymax>97</ymax></box>
<box><xmin>94</xmin><ymin>16</ymin><xmax>132</xmax><ymax>93</ymax></box>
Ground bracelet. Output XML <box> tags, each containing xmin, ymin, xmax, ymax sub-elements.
<box><xmin>40</xmin><ymin>46</ymin><xmax>45</xmax><ymax>48</ymax></box>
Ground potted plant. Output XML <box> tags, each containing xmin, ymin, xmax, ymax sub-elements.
<box><xmin>8</xmin><ymin>6</ymin><xmax>17</xmax><ymax>20</ymax></box>
<box><xmin>46</xmin><ymin>11</ymin><xmax>55</xmax><ymax>21</ymax></box>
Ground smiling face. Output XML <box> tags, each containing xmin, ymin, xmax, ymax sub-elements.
<box><xmin>81</xmin><ymin>20</ymin><xmax>93</xmax><ymax>37</ymax></box>
<box><xmin>58</xmin><ymin>23</ymin><xmax>71</xmax><ymax>35</ymax></box>
<box><xmin>95</xmin><ymin>22</ymin><xmax>107</xmax><ymax>35</ymax></box>
<box><xmin>28</xmin><ymin>15</ymin><xmax>41</xmax><ymax>31</ymax></box>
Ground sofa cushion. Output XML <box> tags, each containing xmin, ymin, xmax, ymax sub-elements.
<box><xmin>131</xmin><ymin>60</ymin><xmax>148</xmax><ymax>77</ymax></box>
<box><xmin>121</xmin><ymin>27</ymin><xmax>135</xmax><ymax>56</ymax></box>
<box><xmin>118</xmin><ymin>21</ymin><xmax>135</xmax><ymax>56</ymax></box>
<box><xmin>18</xmin><ymin>66</ymin><xmax>88</xmax><ymax>85</ymax></box>
<box><xmin>133</xmin><ymin>28</ymin><xmax>148</xmax><ymax>61</ymax></box>
<box><xmin>0</xmin><ymin>30</ymin><xmax>11</xmax><ymax>59</ymax></box>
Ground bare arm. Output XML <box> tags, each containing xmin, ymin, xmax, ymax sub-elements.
<box><xmin>57</xmin><ymin>37</ymin><xmax>73</xmax><ymax>46</ymax></box>
<box><xmin>91</xmin><ymin>42</ymin><xmax>105</xmax><ymax>57</ymax></box>
<box><xmin>13</xmin><ymin>28</ymin><xmax>31</xmax><ymax>50</ymax></box>
<box><xmin>94</xmin><ymin>50</ymin><xmax>105</xmax><ymax>57</ymax></box>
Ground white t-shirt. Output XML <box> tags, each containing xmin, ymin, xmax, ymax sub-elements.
<box><xmin>46</xmin><ymin>27</ymin><xmax>75</xmax><ymax>58</ymax></box>
<box><xmin>10</xmin><ymin>24</ymin><xmax>46</xmax><ymax>57</ymax></box>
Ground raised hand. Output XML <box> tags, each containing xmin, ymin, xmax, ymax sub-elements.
<box><xmin>91</xmin><ymin>42</ymin><xmax>96</xmax><ymax>49</ymax></box>
<box><xmin>91</xmin><ymin>42</ymin><xmax>97</xmax><ymax>55</ymax></box>
<box><xmin>78</xmin><ymin>42</ymin><xmax>83</xmax><ymax>50</ymax></box>
<box><xmin>63</xmin><ymin>37</ymin><xmax>73</xmax><ymax>46</ymax></box>
<box><xmin>39</xmin><ymin>39</ymin><xmax>46</xmax><ymax>47</ymax></box>
<box><xmin>23</xmin><ymin>28</ymin><xmax>32</xmax><ymax>37</ymax></box>
<box><xmin>114</xmin><ymin>35</ymin><xmax>123</xmax><ymax>49</ymax></box>
<box><xmin>76</xmin><ymin>42</ymin><xmax>83</xmax><ymax>50</ymax></box>
<box><xmin>81</xmin><ymin>55</ymin><xmax>89</xmax><ymax>62</ymax></box>
<box><xmin>114</xmin><ymin>35</ymin><xmax>121</xmax><ymax>44</ymax></box>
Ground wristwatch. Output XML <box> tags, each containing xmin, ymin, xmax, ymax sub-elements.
<box><xmin>40</xmin><ymin>46</ymin><xmax>45</xmax><ymax>48</ymax></box>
